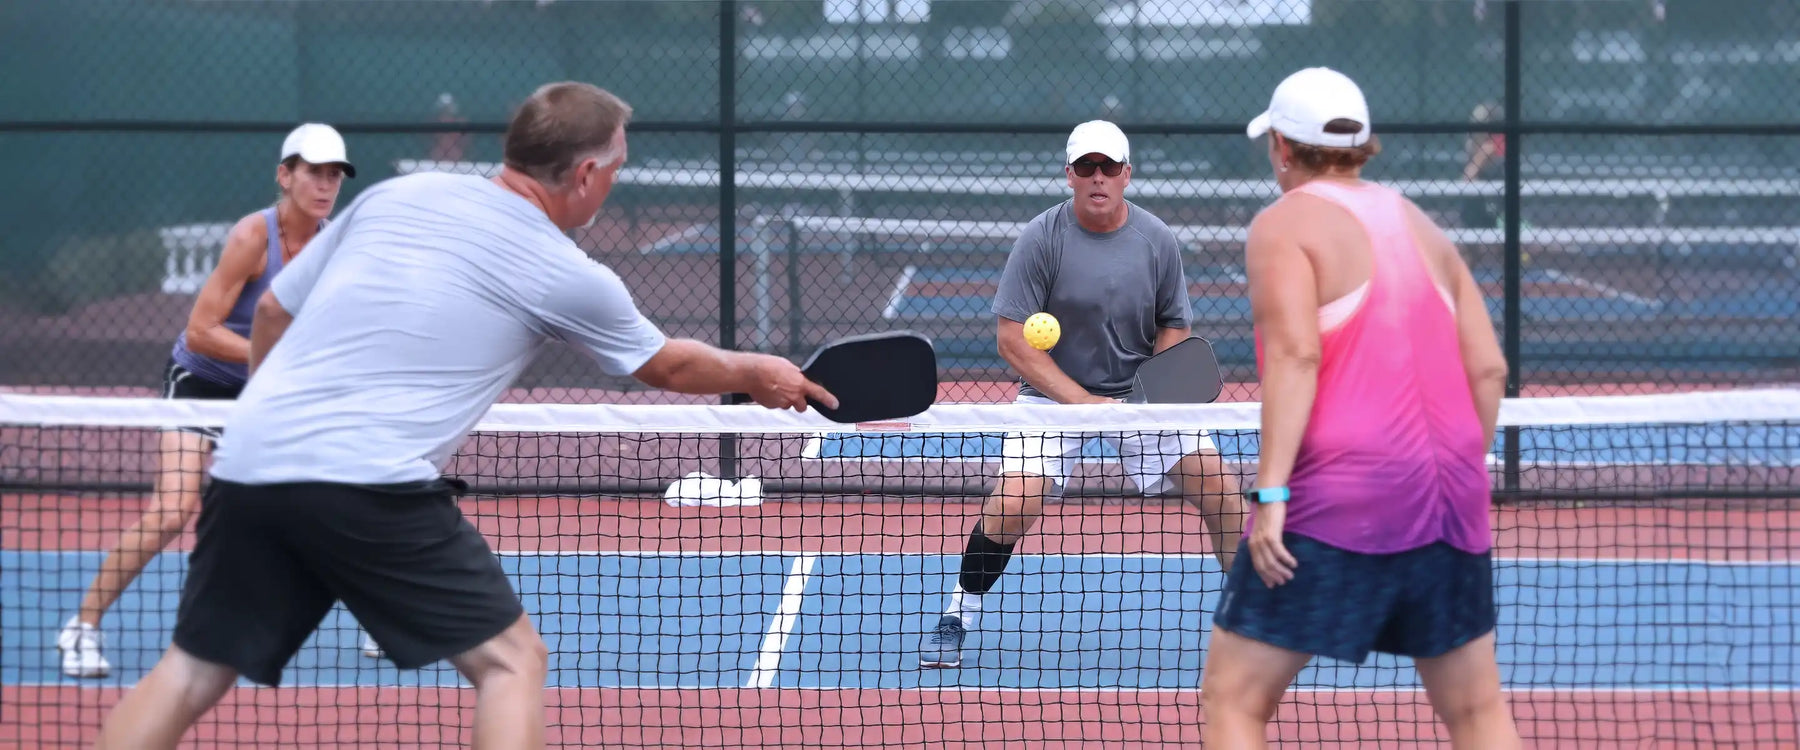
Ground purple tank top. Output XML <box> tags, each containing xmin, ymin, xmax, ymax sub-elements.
<box><xmin>170</xmin><ymin>207</ymin><xmax>288</xmax><ymax>387</ymax></box>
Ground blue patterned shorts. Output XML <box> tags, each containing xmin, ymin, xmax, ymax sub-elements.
<box><xmin>1214</xmin><ymin>533</ymin><xmax>1497</xmax><ymax>664</ymax></box>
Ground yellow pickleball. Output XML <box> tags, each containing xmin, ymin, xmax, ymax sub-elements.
<box><xmin>1023</xmin><ymin>312</ymin><xmax>1061</xmax><ymax>351</ymax></box>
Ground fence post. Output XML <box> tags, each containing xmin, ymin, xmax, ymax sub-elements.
<box><xmin>718</xmin><ymin>0</ymin><xmax>739</xmax><ymax>478</ymax></box>
<box><xmin>1501</xmin><ymin>0</ymin><xmax>1523</xmax><ymax>496</ymax></box>
<box><xmin>786</xmin><ymin>211</ymin><xmax>806</xmax><ymax>357</ymax></box>
<box><xmin>750</xmin><ymin>213</ymin><xmax>773</xmax><ymax>351</ymax></box>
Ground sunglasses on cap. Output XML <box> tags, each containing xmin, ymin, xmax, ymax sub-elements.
<box><xmin>1070</xmin><ymin>159</ymin><xmax>1126</xmax><ymax>178</ymax></box>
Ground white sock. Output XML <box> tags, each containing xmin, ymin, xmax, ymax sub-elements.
<box><xmin>945</xmin><ymin>584</ymin><xmax>983</xmax><ymax>630</ymax></box>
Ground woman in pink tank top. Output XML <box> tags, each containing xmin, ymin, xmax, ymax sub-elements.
<box><xmin>1200</xmin><ymin>68</ymin><xmax>1521</xmax><ymax>749</ymax></box>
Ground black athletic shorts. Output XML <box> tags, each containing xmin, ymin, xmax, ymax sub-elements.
<box><xmin>172</xmin><ymin>477</ymin><xmax>524</xmax><ymax>686</ymax></box>
<box><xmin>1213</xmin><ymin>533</ymin><xmax>1497</xmax><ymax>664</ymax></box>
<box><xmin>161</xmin><ymin>357</ymin><xmax>242</xmax><ymax>441</ymax></box>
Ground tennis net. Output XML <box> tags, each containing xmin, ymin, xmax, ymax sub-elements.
<box><xmin>2</xmin><ymin>389</ymin><xmax>1797</xmax><ymax>749</ymax></box>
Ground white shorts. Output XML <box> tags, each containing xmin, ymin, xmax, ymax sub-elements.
<box><xmin>997</xmin><ymin>395</ymin><xmax>1217</xmax><ymax>497</ymax></box>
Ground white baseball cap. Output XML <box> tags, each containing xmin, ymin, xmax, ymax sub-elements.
<box><xmin>1245</xmin><ymin>67</ymin><xmax>1372</xmax><ymax>148</ymax></box>
<box><xmin>280</xmin><ymin>123</ymin><xmax>356</xmax><ymax>177</ymax></box>
<box><xmin>1065</xmin><ymin>120</ymin><xmax>1130</xmax><ymax>165</ymax></box>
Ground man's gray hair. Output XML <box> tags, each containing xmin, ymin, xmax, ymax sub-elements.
<box><xmin>502</xmin><ymin>81</ymin><xmax>633</xmax><ymax>188</ymax></box>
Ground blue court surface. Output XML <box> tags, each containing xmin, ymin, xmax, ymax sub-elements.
<box><xmin>809</xmin><ymin>422</ymin><xmax>1800</xmax><ymax>466</ymax></box>
<box><xmin>4</xmin><ymin>551</ymin><xmax>1795</xmax><ymax>692</ymax></box>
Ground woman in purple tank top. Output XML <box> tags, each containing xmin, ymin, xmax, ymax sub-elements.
<box><xmin>57</xmin><ymin>124</ymin><xmax>356</xmax><ymax>679</ymax></box>
<box><xmin>1200</xmin><ymin>69</ymin><xmax>1521</xmax><ymax>748</ymax></box>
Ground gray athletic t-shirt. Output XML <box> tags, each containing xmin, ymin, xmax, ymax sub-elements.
<box><xmin>992</xmin><ymin>200</ymin><xmax>1190</xmax><ymax>399</ymax></box>
<box><xmin>210</xmin><ymin>172</ymin><xmax>668</xmax><ymax>485</ymax></box>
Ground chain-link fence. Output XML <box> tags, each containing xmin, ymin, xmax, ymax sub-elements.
<box><xmin>4</xmin><ymin>0</ymin><xmax>1797</xmax><ymax>401</ymax></box>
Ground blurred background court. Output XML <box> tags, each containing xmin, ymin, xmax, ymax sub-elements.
<box><xmin>2</xmin><ymin>1</ymin><xmax>1796</xmax><ymax>748</ymax></box>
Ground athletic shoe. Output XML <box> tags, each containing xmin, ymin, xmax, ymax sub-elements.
<box><xmin>56</xmin><ymin>617</ymin><xmax>110</xmax><ymax>678</ymax></box>
<box><xmin>918</xmin><ymin>615</ymin><xmax>967</xmax><ymax>669</ymax></box>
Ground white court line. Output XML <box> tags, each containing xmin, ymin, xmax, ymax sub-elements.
<box><xmin>745</xmin><ymin>554</ymin><xmax>816</xmax><ymax>688</ymax></box>
<box><xmin>18</xmin><ymin>549</ymin><xmax>1789</xmax><ymax>565</ymax></box>
<box><xmin>881</xmin><ymin>264</ymin><xmax>917</xmax><ymax>320</ymax></box>
<box><xmin>479</xmin><ymin>551</ymin><xmax>1792</xmax><ymax>566</ymax></box>
<box><xmin>795</xmin><ymin>447</ymin><xmax>1796</xmax><ymax>468</ymax></box>
<box><xmin>637</xmin><ymin>222</ymin><xmax>712</xmax><ymax>254</ymax></box>
<box><xmin>801</xmin><ymin>454</ymin><xmax>1799</xmax><ymax>467</ymax></box>
<box><xmin>589</xmin><ymin>685</ymin><xmax>1799</xmax><ymax>694</ymax></box>
<box><xmin>799</xmin><ymin>433</ymin><xmax>825</xmax><ymax>459</ymax></box>
<box><xmin>1540</xmin><ymin>268</ymin><xmax>1665</xmax><ymax>310</ymax></box>
<box><xmin>27</xmin><ymin>682</ymin><xmax>1796</xmax><ymax>694</ymax></box>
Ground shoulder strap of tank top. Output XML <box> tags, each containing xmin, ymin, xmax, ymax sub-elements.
<box><xmin>1281</xmin><ymin>180</ymin><xmax>1420</xmax><ymax>297</ymax></box>
<box><xmin>262</xmin><ymin>206</ymin><xmax>284</xmax><ymax>275</ymax></box>
<box><xmin>1286</xmin><ymin>181</ymin><xmax>1412</xmax><ymax>230</ymax></box>
<box><xmin>1284</xmin><ymin>179</ymin><xmax>1364</xmax><ymax>208</ymax></box>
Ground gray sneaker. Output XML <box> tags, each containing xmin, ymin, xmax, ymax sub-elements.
<box><xmin>918</xmin><ymin>615</ymin><xmax>967</xmax><ymax>669</ymax></box>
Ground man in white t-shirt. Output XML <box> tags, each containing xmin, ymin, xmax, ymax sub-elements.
<box><xmin>95</xmin><ymin>81</ymin><xmax>836</xmax><ymax>750</ymax></box>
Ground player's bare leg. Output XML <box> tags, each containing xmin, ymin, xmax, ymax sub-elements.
<box><xmin>449</xmin><ymin>614</ymin><xmax>551</xmax><ymax>750</ymax></box>
<box><xmin>1415</xmin><ymin>633</ymin><xmax>1522</xmax><ymax>750</ymax></box>
<box><xmin>61</xmin><ymin>430</ymin><xmax>208</xmax><ymax>678</ymax></box>
<box><xmin>921</xmin><ymin>472</ymin><xmax>1050</xmax><ymax>668</ymax></box>
<box><xmin>1173</xmin><ymin>449</ymin><xmax>1244</xmax><ymax>572</ymax></box>
<box><xmin>1200</xmin><ymin>628</ymin><xmax>1312</xmax><ymax>750</ymax></box>
<box><xmin>81</xmin><ymin>431</ymin><xmax>208</xmax><ymax>624</ymax></box>
<box><xmin>94</xmin><ymin>645</ymin><xmax>238</xmax><ymax>750</ymax></box>
<box><xmin>981</xmin><ymin>472</ymin><xmax>1051</xmax><ymax>544</ymax></box>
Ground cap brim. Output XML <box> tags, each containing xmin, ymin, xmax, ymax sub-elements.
<box><xmin>288</xmin><ymin>153</ymin><xmax>357</xmax><ymax>178</ymax></box>
<box><xmin>1245</xmin><ymin>112</ymin><xmax>1272</xmax><ymax>139</ymax></box>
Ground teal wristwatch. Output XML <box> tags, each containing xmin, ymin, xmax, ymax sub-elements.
<box><xmin>1244</xmin><ymin>486</ymin><xmax>1290</xmax><ymax>504</ymax></box>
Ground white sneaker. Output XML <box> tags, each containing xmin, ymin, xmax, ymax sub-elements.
<box><xmin>56</xmin><ymin>617</ymin><xmax>110</xmax><ymax>678</ymax></box>
<box><xmin>360</xmin><ymin>631</ymin><xmax>384</xmax><ymax>659</ymax></box>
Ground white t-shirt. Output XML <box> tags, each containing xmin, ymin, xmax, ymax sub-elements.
<box><xmin>210</xmin><ymin>172</ymin><xmax>667</xmax><ymax>485</ymax></box>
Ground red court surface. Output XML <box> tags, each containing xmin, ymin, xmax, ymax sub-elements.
<box><xmin>6</xmin><ymin>496</ymin><xmax>1795</xmax><ymax>561</ymax></box>
<box><xmin>6</xmin><ymin>497</ymin><xmax>1794</xmax><ymax>749</ymax></box>
<box><xmin>4</xmin><ymin>381</ymin><xmax>1793</xmax><ymax>748</ymax></box>
<box><xmin>5</xmin><ymin>686</ymin><xmax>1795</xmax><ymax>750</ymax></box>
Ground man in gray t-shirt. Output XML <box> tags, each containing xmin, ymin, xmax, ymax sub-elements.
<box><xmin>96</xmin><ymin>83</ymin><xmax>836</xmax><ymax>750</ymax></box>
<box><xmin>919</xmin><ymin>121</ymin><xmax>1245</xmax><ymax>669</ymax></box>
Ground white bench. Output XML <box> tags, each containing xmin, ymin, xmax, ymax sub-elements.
<box><xmin>156</xmin><ymin>222</ymin><xmax>233</xmax><ymax>295</ymax></box>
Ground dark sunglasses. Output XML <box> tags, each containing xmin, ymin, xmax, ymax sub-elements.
<box><xmin>1070</xmin><ymin>159</ymin><xmax>1126</xmax><ymax>178</ymax></box>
